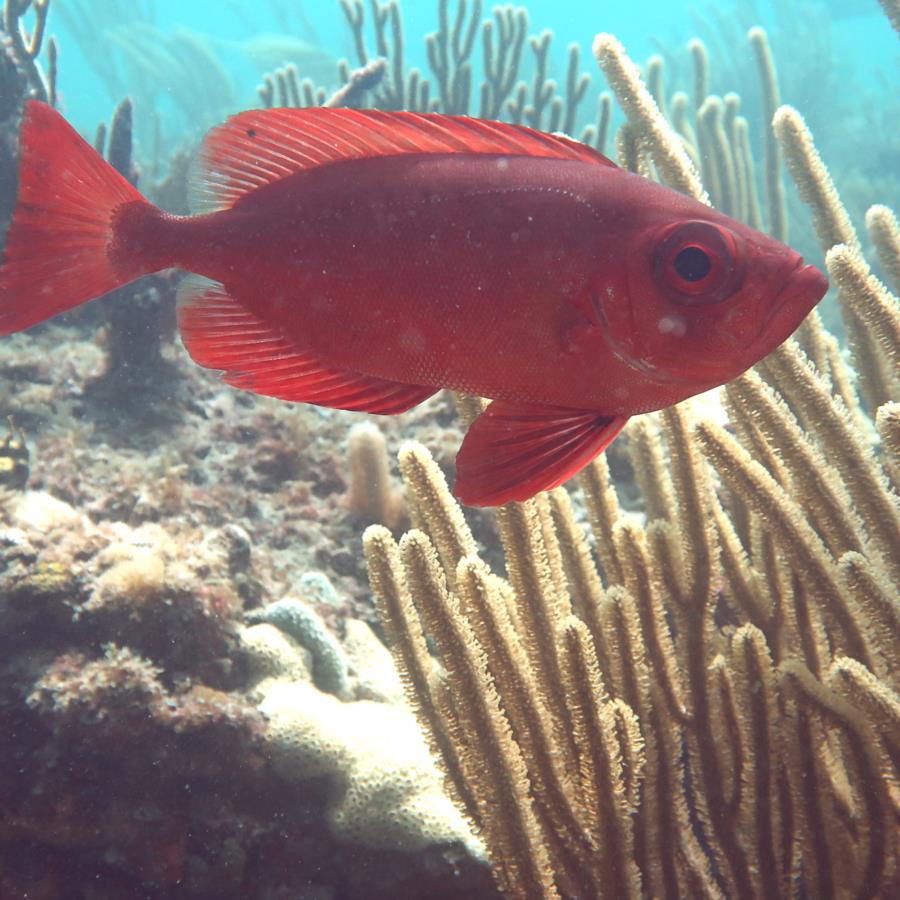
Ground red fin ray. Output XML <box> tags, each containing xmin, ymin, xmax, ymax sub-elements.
<box><xmin>0</xmin><ymin>101</ymin><xmax>148</xmax><ymax>334</ymax></box>
<box><xmin>190</xmin><ymin>107</ymin><xmax>617</xmax><ymax>213</ymax></box>
<box><xmin>454</xmin><ymin>401</ymin><xmax>628</xmax><ymax>506</ymax></box>
<box><xmin>177</xmin><ymin>277</ymin><xmax>436</xmax><ymax>414</ymax></box>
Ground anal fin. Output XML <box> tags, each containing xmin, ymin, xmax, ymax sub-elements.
<box><xmin>176</xmin><ymin>277</ymin><xmax>436</xmax><ymax>414</ymax></box>
<box><xmin>454</xmin><ymin>400</ymin><xmax>628</xmax><ymax>506</ymax></box>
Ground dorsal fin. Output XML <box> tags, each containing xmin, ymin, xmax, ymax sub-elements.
<box><xmin>189</xmin><ymin>107</ymin><xmax>617</xmax><ymax>213</ymax></box>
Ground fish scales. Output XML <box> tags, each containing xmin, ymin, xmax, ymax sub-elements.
<box><xmin>174</xmin><ymin>154</ymin><xmax>615</xmax><ymax>408</ymax></box>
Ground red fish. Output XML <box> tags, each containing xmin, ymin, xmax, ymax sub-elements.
<box><xmin>0</xmin><ymin>101</ymin><xmax>826</xmax><ymax>505</ymax></box>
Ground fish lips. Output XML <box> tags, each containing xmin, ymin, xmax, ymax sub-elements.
<box><xmin>763</xmin><ymin>259</ymin><xmax>829</xmax><ymax>344</ymax></box>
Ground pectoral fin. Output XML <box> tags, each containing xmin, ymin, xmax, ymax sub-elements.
<box><xmin>454</xmin><ymin>400</ymin><xmax>628</xmax><ymax>507</ymax></box>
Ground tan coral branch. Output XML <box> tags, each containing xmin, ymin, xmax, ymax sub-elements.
<box><xmin>772</xmin><ymin>105</ymin><xmax>858</xmax><ymax>252</ymax></box>
<box><xmin>592</xmin><ymin>33</ymin><xmax>708</xmax><ymax>203</ymax></box>
<box><xmin>825</xmin><ymin>244</ymin><xmax>900</xmax><ymax>396</ymax></box>
<box><xmin>866</xmin><ymin>205</ymin><xmax>900</xmax><ymax>293</ymax></box>
<box><xmin>695</xmin><ymin>421</ymin><xmax>877</xmax><ymax>672</ymax></box>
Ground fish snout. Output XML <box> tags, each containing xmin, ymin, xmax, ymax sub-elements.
<box><xmin>764</xmin><ymin>258</ymin><xmax>829</xmax><ymax>340</ymax></box>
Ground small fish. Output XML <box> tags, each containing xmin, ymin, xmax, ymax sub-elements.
<box><xmin>0</xmin><ymin>102</ymin><xmax>827</xmax><ymax>506</ymax></box>
<box><xmin>0</xmin><ymin>417</ymin><xmax>28</xmax><ymax>490</ymax></box>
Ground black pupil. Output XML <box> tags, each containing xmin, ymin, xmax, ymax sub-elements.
<box><xmin>673</xmin><ymin>245</ymin><xmax>712</xmax><ymax>282</ymax></box>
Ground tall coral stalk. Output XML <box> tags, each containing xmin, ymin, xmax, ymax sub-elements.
<box><xmin>364</xmin><ymin>11</ymin><xmax>899</xmax><ymax>899</ymax></box>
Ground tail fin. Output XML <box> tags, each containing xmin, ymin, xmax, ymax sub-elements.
<box><xmin>0</xmin><ymin>101</ymin><xmax>150</xmax><ymax>334</ymax></box>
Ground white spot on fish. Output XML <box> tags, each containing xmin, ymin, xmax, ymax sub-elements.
<box><xmin>496</xmin><ymin>158</ymin><xmax>509</xmax><ymax>170</ymax></box>
<box><xmin>399</xmin><ymin>325</ymin><xmax>425</xmax><ymax>356</ymax></box>
<box><xmin>658</xmin><ymin>314</ymin><xmax>687</xmax><ymax>337</ymax></box>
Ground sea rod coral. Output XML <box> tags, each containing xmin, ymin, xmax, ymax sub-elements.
<box><xmin>364</xmin><ymin>15</ymin><xmax>900</xmax><ymax>900</ymax></box>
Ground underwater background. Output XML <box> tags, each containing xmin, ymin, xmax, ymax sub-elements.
<box><xmin>0</xmin><ymin>1</ymin><xmax>898</xmax><ymax>898</ymax></box>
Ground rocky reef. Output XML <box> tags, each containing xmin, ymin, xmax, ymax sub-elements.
<box><xmin>0</xmin><ymin>478</ymin><xmax>495</xmax><ymax>897</ymax></box>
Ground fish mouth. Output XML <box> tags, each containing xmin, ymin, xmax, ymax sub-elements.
<box><xmin>762</xmin><ymin>259</ymin><xmax>829</xmax><ymax>339</ymax></box>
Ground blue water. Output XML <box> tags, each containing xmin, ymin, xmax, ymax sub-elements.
<box><xmin>50</xmin><ymin>0</ymin><xmax>894</xmax><ymax>145</ymax></box>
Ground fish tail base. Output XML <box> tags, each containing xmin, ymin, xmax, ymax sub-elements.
<box><xmin>0</xmin><ymin>101</ymin><xmax>148</xmax><ymax>334</ymax></box>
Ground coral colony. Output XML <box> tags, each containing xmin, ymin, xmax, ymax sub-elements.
<box><xmin>0</xmin><ymin>0</ymin><xmax>898</xmax><ymax>898</ymax></box>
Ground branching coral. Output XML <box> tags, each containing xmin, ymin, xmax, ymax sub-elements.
<box><xmin>363</xmin><ymin>12</ymin><xmax>900</xmax><ymax>900</ymax></box>
<box><xmin>258</xmin><ymin>0</ymin><xmax>612</xmax><ymax>155</ymax></box>
<box><xmin>0</xmin><ymin>0</ymin><xmax>54</xmax><ymax>239</ymax></box>
<box><xmin>593</xmin><ymin>32</ymin><xmax>707</xmax><ymax>202</ymax></box>
<box><xmin>258</xmin><ymin>57</ymin><xmax>387</xmax><ymax>111</ymax></box>
<box><xmin>366</xmin><ymin>391</ymin><xmax>899</xmax><ymax>896</ymax></box>
<box><xmin>346</xmin><ymin>421</ymin><xmax>406</xmax><ymax>532</ymax></box>
<box><xmin>2</xmin><ymin>0</ymin><xmax>55</xmax><ymax>105</ymax></box>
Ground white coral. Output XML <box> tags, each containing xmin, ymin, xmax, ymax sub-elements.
<box><xmin>342</xmin><ymin>618</ymin><xmax>405</xmax><ymax>705</ymax></box>
<box><xmin>258</xmin><ymin>664</ymin><xmax>480</xmax><ymax>856</ymax></box>
<box><xmin>238</xmin><ymin>622</ymin><xmax>312</xmax><ymax>699</ymax></box>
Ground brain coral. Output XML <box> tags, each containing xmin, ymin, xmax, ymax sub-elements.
<box><xmin>259</xmin><ymin>678</ymin><xmax>479</xmax><ymax>855</ymax></box>
<box><xmin>241</xmin><ymin>614</ymin><xmax>479</xmax><ymax>857</ymax></box>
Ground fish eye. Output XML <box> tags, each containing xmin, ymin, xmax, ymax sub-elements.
<box><xmin>652</xmin><ymin>220</ymin><xmax>745</xmax><ymax>305</ymax></box>
<box><xmin>673</xmin><ymin>245</ymin><xmax>711</xmax><ymax>282</ymax></box>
